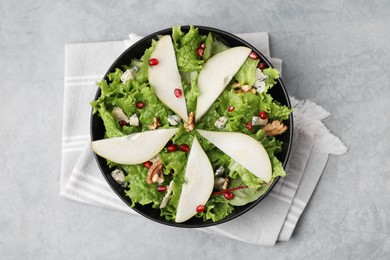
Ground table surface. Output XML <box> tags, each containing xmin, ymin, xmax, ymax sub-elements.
<box><xmin>1</xmin><ymin>0</ymin><xmax>389</xmax><ymax>259</ymax></box>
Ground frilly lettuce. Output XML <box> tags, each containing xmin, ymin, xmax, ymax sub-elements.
<box><xmin>158</xmin><ymin>149</ymin><xmax>187</xmax><ymax>220</ymax></box>
<box><xmin>124</xmin><ymin>164</ymin><xmax>164</xmax><ymax>208</ymax></box>
<box><xmin>234</xmin><ymin>58</ymin><xmax>259</xmax><ymax>86</ymax></box>
<box><xmin>91</xmin><ymin>102</ymin><xmax>124</xmax><ymax>138</ymax></box>
<box><xmin>172</xmin><ymin>25</ymin><xmax>206</xmax><ymax>72</ymax></box>
<box><xmin>201</xmin><ymin>195</ymin><xmax>234</xmax><ymax>222</ymax></box>
<box><xmin>181</xmin><ymin>71</ymin><xmax>200</xmax><ymax>113</ymax></box>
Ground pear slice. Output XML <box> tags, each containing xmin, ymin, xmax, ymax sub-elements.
<box><xmin>148</xmin><ymin>35</ymin><xmax>188</xmax><ymax>122</ymax></box>
<box><xmin>195</xmin><ymin>46</ymin><xmax>251</xmax><ymax>121</ymax></box>
<box><xmin>197</xmin><ymin>129</ymin><xmax>272</xmax><ymax>183</ymax></box>
<box><xmin>175</xmin><ymin>137</ymin><xmax>214</xmax><ymax>223</ymax></box>
<box><xmin>91</xmin><ymin>128</ymin><xmax>179</xmax><ymax>165</ymax></box>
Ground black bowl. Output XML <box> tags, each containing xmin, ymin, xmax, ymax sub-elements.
<box><xmin>91</xmin><ymin>25</ymin><xmax>293</xmax><ymax>228</ymax></box>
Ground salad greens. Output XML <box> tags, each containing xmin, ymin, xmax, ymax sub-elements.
<box><xmin>91</xmin><ymin>25</ymin><xmax>292</xmax><ymax>222</ymax></box>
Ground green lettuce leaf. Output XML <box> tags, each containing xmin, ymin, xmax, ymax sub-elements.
<box><xmin>228</xmin><ymin>160</ymin><xmax>263</xmax><ymax>189</ymax></box>
<box><xmin>160</xmin><ymin>180</ymin><xmax>183</xmax><ymax>221</ymax></box>
<box><xmin>269</xmin><ymin>155</ymin><xmax>286</xmax><ymax>178</ymax></box>
<box><xmin>206</xmin><ymin>147</ymin><xmax>231</xmax><ymax>170</ymax></box>
<box><xmin>124</xmin><ymin>164</ymin><xmax>165</xmax><ymax>208</ymax></box>
<box><xmin>203</xmin><ymin>32</ymin><xmax>214</xmax><ymax>61</ymax></box>
<box><xmin>172</xmin><ymin>25</ymin><xmax>206</xmax><ymax>72</ymax></box>
<box><xmin>263</xmin><ymin>67</ymin><xmax>280</xmax><ymax>87</ymax></box>
<box><xmin>211</xmin><ymin>36</ymin><xmax>230</xmax><ymax>55</ymax></box>
<box><xmin>259</xmin><ymin>92</ymin><xmax>293</xmax><ymax>121</ymax></box>
<box><xmin>159</xmin><ymin>150</ymin><xmax>187</xmax><ymax>220</ymax></box>
<box><xmin>254</xmin><ymin>130</ymin><xmax>282</xmax><ymax>154</ymax></box>
<box><xmin>99</xmin><ymin>69</ymin><xmax>125</xmax><ymax>97</ymax></box>
<box><xmin>226</xmin><ymin>130</ymin><xmax>286</xmax><ymax>190</ymax></box>
<box><xmin>172</xmin><ymin>26</ymin><xmax>184</xmax><ymax>47</ymax></box>
<box><xmin>136</xmin><ymin>87</ymin><xmax>173</xmax><ymax>130</ymax></box>
<box><xmin>254</xmin><ymin>130</ymin><xmax>286</xmax><ymax>179</ymax></box>
<box><xmin>171</xmin><ymin>125</ymin><xmax>194</xmax><ymax>146</ymax></box>
<box><xmin>257</xmin><ymin>67</ymin><xmax>293</xmax><ymax>121</ymax></box>
<box><xmin>227</xmin><ymin>176</ymin><xmax>271</xmax><ymax>206</ymax></box>
<box><xmin>201</xmin><ymin>195</ymin><xmax>234</xmax><ymax>222</ymax></box>
<box><xmin>197</xmin><ymin>89</ymin><xmax>260</xmax><ymax>133</ymax></box>
<box><xmin>234</xmin><ymin>57</ymin><xmax>259</xmax><ymax>86</ymax></box>
<box><xmin>135</xmin><ymin>41</ymin><xmax>156</xmax><ymax>83</ymax></box>
<box><xmin>92</xmin><ymin>101</ymin><xmax>124</xmax><ymax>138</ymax></box>
<box><xmin>118</xmin><ymin>85</ymin><xmax>173</xmax><ymax>129</ymax></box>
<box><xmin>182</xmin><ymin>71</ymin><xmax>200</xmax><ymax>113</ymax></box>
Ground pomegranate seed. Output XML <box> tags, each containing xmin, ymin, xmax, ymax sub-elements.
<box><xmin>259</xmin><ymin>111</ymin><xmax>268</xmax><ymax>119</ymax></box>
<box><xmin>174</xmin><ymin>88</ymin><xmax>182</xmax><ymax>98</ymax></box>
<box><xmin>258</xmin><ymin>62</ymin><xmax>267</xmax><ymax>70</ymax></box>
<box><xmin>167</xmin><ymin>144</ymin><xmax>178</xmax><ymax>152</ymax></box>
<box><xmin>228</xmin><ymin>105</ymin><xmax>234</xmax><ymax>112</ymax></box>
<box><xmin>143</xmin><ymin>161</ymin><xmax>152</xmax><ymax>168</ymax></box>
<box><xmin>246</xmin><ymin>122</ymin><xmax>253</xmax><ymax>130</ymax></box>
<box><xmin>136</xmin><ymin>102</ymin><xmax>144</xmax><ymax>109</ymax></box>
<box><xmin>196</xmin><ymin>205</ymin><xmax>205</xmax><ymax>213</ymax></box>
<box><xmin>119</xmin><ymin>120</ymin><xmax>128</xmax><ymax>126</ymax></box>
<box><xmin>157</xmin><ymin>186</ymin><xmax>167</xmax><ymax>192</ymax></box>
<box><xmin>200</xmin><ymin>43</ymin><xmax>206</xmax><ymax>49</ymax></box>
<box><xmin>148</xmin><ymin>58</ymin><xmax>159</xmax><ymax>66</ymax></box>
<box><xmin>179</xmin><ymin>144</ymin><xmax>190</xmax><ymax>153</ymax></box>
<box><xmin>197</xmin><ymin>47</ymin><xmax>204</xmax><ymax>57</ymax></box>
<box><xmin>224</xmin><ymin>192</ymin><xmax>235</xmax><ymax>200</ymax></box>
<box><xmin>249</xmin><ymin>51</ymin><xmax>259</xmax><ymax>59</ymax></box>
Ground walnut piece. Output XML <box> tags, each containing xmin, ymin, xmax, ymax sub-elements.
<box><xmin>146</xmin><ymin>160</ymin><xmax>164</xmax><ymax>184</ymax></box>
<box><xmin>263</xmin><ymin>120</ymin><xmax>288</xmax><ymax>136</ymax></box>
<box><xmin>184</xmin><ymin>112</ymin><xmax>195</xmax><ymax>132</ymax></box>
<box><xmin>232</xmin><ymin>82</ymin><xmax>256</xmax><ymax>94</ymax></box>
<box><xmin>149</xmin><ymin>116</ymin><xmax>162</xmax><ymax>130</ymax></box>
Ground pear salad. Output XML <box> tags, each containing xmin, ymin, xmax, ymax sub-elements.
<box><xmin>91</xmin><ymin>26</ymin><xmax>292</xmax><ymax>223</ymax></box>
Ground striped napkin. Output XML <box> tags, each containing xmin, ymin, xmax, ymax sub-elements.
<box><xmin>60</xmin><ymin>32</ymin><xmax>347</xmax><ymax>246</ymax></box>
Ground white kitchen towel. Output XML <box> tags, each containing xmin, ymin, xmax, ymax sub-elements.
<box><xmin>60</xmin><ymin>32</ymin><xmax>347</xmax><ymax>246</ymax></box>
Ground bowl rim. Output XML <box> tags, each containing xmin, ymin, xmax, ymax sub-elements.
<box><xmin>90</xmin><ymin>25</ymin><xmax>293</xmax><ymax>228</ymax></box>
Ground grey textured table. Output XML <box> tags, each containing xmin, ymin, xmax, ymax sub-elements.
<box><xmin>1</xmin><ymin>0</ymin><xmax>389</xmax><ymax>259</ymax></box>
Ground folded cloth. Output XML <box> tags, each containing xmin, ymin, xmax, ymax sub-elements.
<box><xmin>60</xmin><ymin>32</ymin><xmax>347</xmax><ymax>246</ymax></box>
